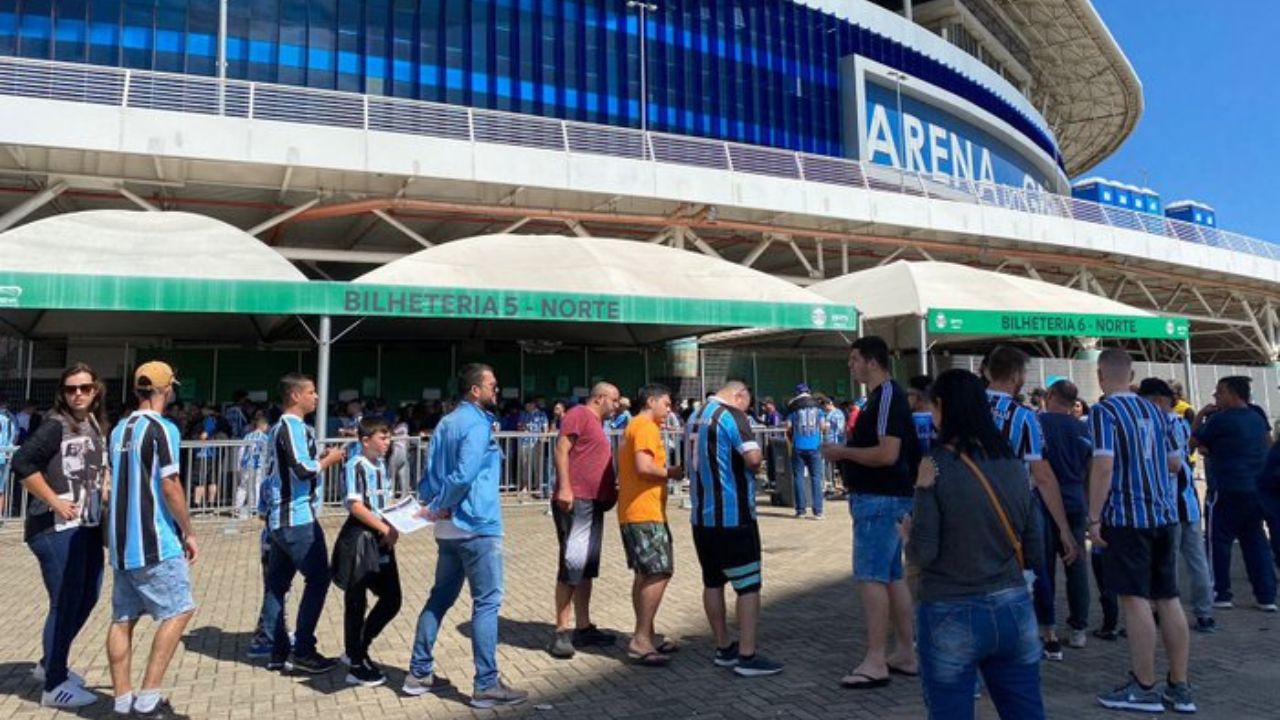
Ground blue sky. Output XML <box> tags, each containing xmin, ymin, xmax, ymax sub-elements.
<box><xmin>1089</xmin><ymin>1</ymin><xmax>1276</xmax><ymax>240</ymax></box>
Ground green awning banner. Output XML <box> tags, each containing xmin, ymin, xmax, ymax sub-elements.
<box><xmin>0</xmin><ymin>271</ymin><xmax>858</xmax><ymax>332</ymax></box>
<box><xmin>926</xmin><ymin>308</ymin><xmax>1190</xmax><ymax>340</ymax></box>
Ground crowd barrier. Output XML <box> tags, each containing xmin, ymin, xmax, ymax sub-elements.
<box><xmin>0</xmin><ymin>427</ymin><xmax>789</xmax><ymax>532</ymax></box>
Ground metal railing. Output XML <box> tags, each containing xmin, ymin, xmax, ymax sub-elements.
<box><xmin>0</xmin><ymin>427</ymin><xmax>790</xmax><ymax>532</ymax></box>
<box><xmin>1</xmin><ymin>55</ymin><xmax>1273</xmax><ymax>264</ymax></box>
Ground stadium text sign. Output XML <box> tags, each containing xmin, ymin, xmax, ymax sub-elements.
<box><xmin>928</xmin><ymin>308</ymin><xmax>1190</xmax><ymax>340</ymax></box>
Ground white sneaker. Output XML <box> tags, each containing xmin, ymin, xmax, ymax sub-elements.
<box><xmin>1259</xmin><ymin>603</ymin><xmax>1278</xmax><ymax>613</ymax></box>
<box><xmin>32</xmin><ymin>663</ymin><xmax>85</xmax><ymax>686</ymax></box>
<box><xmin>1068</xmin><ymin>629</ymin><xmax>1088</xmax><ymax>649</ymax></box>
<box><xmin>41</xmin><ymin>679</ymin><xmax>96</xmax><ymax>708</ymax></box>
<box><xmin>402</xmin><ymin>672</ymin><xmax>448</xmax><ymax>697</ymax></box>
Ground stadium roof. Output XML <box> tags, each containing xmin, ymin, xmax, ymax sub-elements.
<box><xmin>1000</xmin><ymin>0</ymin><xmax>1144</xmax><ymax>175</ymax></box>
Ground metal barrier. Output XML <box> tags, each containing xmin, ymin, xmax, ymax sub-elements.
<box><xmin>0</xmin><ymin>427</ymin><xmax>789</xmax><ymax>532</ymax></box>
<box><xmin>0</xmin><ymin>55</ymin><xmax>1274</xmax><ymax>265</ymax></box>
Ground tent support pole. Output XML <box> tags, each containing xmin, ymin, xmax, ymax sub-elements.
<box><xmin>643</xmin><ymin>348</ymin><xmax>650</xmax><ymax>384</ymax></box>
<box><xmin>376</xmin><ymin>343</ymin><xmax>383</xmax><ymax>397</ymax></box>
<box><xmin>801</xmin><ymin>352</ymin><xmax>809</xmax><ymax>384</ymax></box>
<box><xmin>121</xmin><ymin>342</ymin><xmax>130</xmax><ymax>405</ymax></box>
<box><xmin>698</xmin><ymin>350</ymin><xmax>706</xmax><ymax>399</ymax></box>
<box><xmin>855</xmin><ymin>313</ymin><xmax>865</xmax><ymax>399</ymax></box>
<box><xmin>316</xmin><ymin>315</ymin><xmax>332</xmax><ymax>440</ymax></box>
<box><xmin>24</xmin><ymin>339</ymin><xmax>34</xmax><ymax>400</ymax></box>
<box><xmin>1182</xmin><ymin>337</ymin><xmax>1197</xmax><ymax>405</ymax></box>
<box><xmin>583</xmin><ymin>346</ymin><xmax>589</xmax><ymax>388</ymax></box>
<box><xmin>519</xmin><ymin>345</ymin><xmax>525</xmax><ymax>402</ymax></box>
<box><xmin>211</xmin><ymin>347</ymin><xmax>219</xmax><ymax>403</ymax></box>
<box><xmin>918</xmin><ymin>315</ymin><xmax>929</xmax><ymax>375</ymax></box>
<box><xmin>752</xmin><ymin>351</ymin><xmax>759</xmax><ymax>398</ymax></box>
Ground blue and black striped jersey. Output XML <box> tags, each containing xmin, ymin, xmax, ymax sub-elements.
<box><xmin>108</xmin><ymin>411</ymin><xmax>184</xmax><ymax>571</ymax></box>
<box><xmin>1091</xmin><ymin>393</ymin><xmax>1180</xmax><ymax>529</ymax></box>
<box><xmin>687</xmin><ymin>398</ymin><xmax>760</xmax><ymax>528</ymax></box>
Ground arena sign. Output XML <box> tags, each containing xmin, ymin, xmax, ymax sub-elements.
<box><xmin>0</xmin><ymin>271</ymin><xmax>857</xmax><ymax>332</ymax></box>
<box><xmin>862</xmin><ymin>81</ymin><xmax>1053</xmax><ymax>192</ymax></box>
<box><xmin>928</xmin><ymin>308</ymin><xmax>1190</xmax><ymax>340</ymax></box>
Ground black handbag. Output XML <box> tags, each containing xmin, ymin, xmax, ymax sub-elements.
<box><xmin>331</xmin><ymin>520</ymin><xmax>382</xmax><ymax>591</ymax></box>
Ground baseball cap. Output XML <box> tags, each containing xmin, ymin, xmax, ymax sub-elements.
<box><xmin>794</xmin><ymin>383</ymin><xmax>811</xmax><ymax>395</ymax></box>
<box><xmin>1137</xmin><ymin>378</ymin><xmax>1174</xmax><ymax>399</ymax></box>
<box><xmin>134</xmin><ymin>361</ymin><xmax>180</xmax><ymax>389</ymax></box>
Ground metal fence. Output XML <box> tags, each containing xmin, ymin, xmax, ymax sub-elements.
<box><xmin>0</xmin><ymin>56</ymin><xmax>1275</xmax><ymax>263</ymax></box>
<box><xmin>0</xmin><ymin>427</ymin><xmax>788</xmax><ymax>533</ymax></box>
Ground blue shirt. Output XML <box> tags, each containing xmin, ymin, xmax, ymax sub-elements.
<box><xmin>344</xmin><ymin>454</ymin><xmax>391</xmax><ymax>514</ymax></box>
<box><xmin>107</xmin><ymin>411</ymin><xmax>184</xmax><ymax>571</ymax></box>
<box><xmin>987</xmin><ymin>390</ymin><xmax>1044</xmax><ymax>463</ymax></box>
<box><xmin>0</xmin><ymin>410</ymin><xmax>13</xmax><ymax>450</ymax></box>
<box><xmin>824</xmin><ymin>408</ymin><xmax>846</xmax><ymax>445</ymax></box>
<box><xmin>787</xmin><ymin>395</ymin><xmax>823</xmax><ymax>451</ymax></box>
<box><xmin>1092</xmin><ymin>393</ymin><xmax>1180</xmax><ymax>529</ymax></box>
<box><xmin>687</xmin><ymin>398</ymin><xmax>760</xmax><ymax>528</ymax></box>
<box><xmin>1193</xmin><ymin>406</ymin><xmax>1270</xmax><ymax>493</ymax></box>
<box><xmin>1165</xmin><ymin>412</ymin><xmax>1200</xmax><ymax>524</ymax></box>
<box><xmin>519</xmin><ymin>410</ymin><xmax>549</xmax><ymax>447</ymax></box>
<box><xmin>224</xmin><ymin>405</ymin><xmax>249</xmax><ymax>439</ymax></box>
<box><xmin>1040</xmin><ymin>411</ymin><xmax>1093</xmax><ymax>516</ymax></box>
<box><xmin>265</xmin><ymin>414</ymin><xmax>324</xmax><ymax>530</ymax></box>
<box><xmin>912</xmin><ymin>411</ymin><xmax>935</xmax><ymax>456</ymax></box>
<box><xmin>238</xmin><ymin>429</ymin><xmax>270</xmax><ymax>473</ymax></box>
<box><xmin>420</xmin><ymin>402</ymin><xmax>504</xmax><ymax>537</ymax></box>
<box><xmin>609</xmin><ymin>411</ymin><xmax>632</xmax><ymax>431</ymax></box>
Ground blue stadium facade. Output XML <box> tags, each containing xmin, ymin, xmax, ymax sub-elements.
<box><xmin>0</xmin><ymin>0</ymin><xmax>1062</xmax><ymax>168</ymax></box>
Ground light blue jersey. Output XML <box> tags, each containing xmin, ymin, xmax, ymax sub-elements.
<box><xmin>107</xmin><ymin>411</ymin><xmax>184</xmax><ymax>571</ymax></box>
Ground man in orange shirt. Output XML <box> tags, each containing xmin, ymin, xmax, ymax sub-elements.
<box><xmin>617</xmin><ymin>384</ymin><xmax>685</xmax><ymax>666</ymax></box>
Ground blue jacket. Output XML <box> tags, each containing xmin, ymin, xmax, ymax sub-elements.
<box><xmin>420</xmin><ymin>402</ymin><xmax>504</xmax><ymax>537</ymax></box>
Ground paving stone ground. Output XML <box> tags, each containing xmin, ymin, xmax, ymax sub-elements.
<box><xmin>0</xmin><ymin>499</ymin><xmax>1276</xmax><ymax>719</ymax></box>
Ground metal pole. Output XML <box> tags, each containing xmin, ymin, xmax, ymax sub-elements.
<box><xmin>1182</xmin><ymin>337</ymin><xmax>1197</xmax><ymax>406</ymax></box>
<box><xmin>801</xmin><ymin>352</ymin><xmax>809</xmax><ymax>385</ymax></box>
<box><xmin>23</xmin><ymin>339</ymin><xmax>33</xmax><ymax>400</ymax></box>
<box><xmin>519</xmin><ymin>345</ymin><xmax>526</xmax><ymax>402</ymax></box>
<box><xmin>643</xmin><ymin>348</ymin><xmax>650</xmax><ymax>383</ymax></box>
<box><xmin>315</xmin><ymin>315</ymin><xmax>331</xmax><ymax>440</ymax></box>
<box><xmin>211</xmin><ymin>347</ymin><xmax>219</xmax><ymax>403</ymax></box>
<box><xmin>698</xmin><ymin>349</ymin><xmax>706</xmax><ymax>399</ymax></box>
<box><xmin>628</xmin><ymin>2</ymin><xmax>657</xmax><ymax>134</ymax></box>
<box><xmin>121</xmin><ymin>342</ymin><xmax>130</xmax><ymax>405</ymax></box>
<box><xmin>751</xmin><ymin>351</ymin><xmax>759</xmax><ymax>397</ymax></box>
<box><xmin>376</xmin><ymin>343</ymin><xmax>383</xmax><ymax>397</ymax></box>
<box><xmin>918</xmin><ymin>315</ymin><xmax>929</xmax><ymax>375</ymax></box>
<box><xmin>217</xmin><ymin>0</ymin><xmax>228</xmax><ymax>115</ymax></box>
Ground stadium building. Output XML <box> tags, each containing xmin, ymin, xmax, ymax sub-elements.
<box><xmin>0</xmin><ymin>0</ymin><xmax>1276</xmax><ymax>409</ymax></box>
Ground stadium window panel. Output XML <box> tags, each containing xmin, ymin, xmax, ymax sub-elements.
<box><xmin>18</xmin><ymin>0</ymin><xmax>54</xmax><ymax>60</ymax></box>
<box><xmin>306</xmin><ymin>0</ymin><xmax>337</xmax><ymax>90</ymax></box>
<box><xmin>120</xmin><ymin>0</ymin><xmax>153</xmax><ymax>70</ymax></box>
<box><xmin>53</xmin><ymin>0</ymin><xmax>89</xmax><ymax>64</ymax></box>
<box><xmin>276</xmin><ymin>0</ymin><xmax>306</xmax><ymax>86</ymax></box>
<box><xmin>417</xmin><ymin>0</ymin><xmax>443</xmax><ymax>100</ymax></box>
<box><xmin>364</xmin><ymin>0</ymin><xmax>390</xmax><ymax>96</ymax></box>
<box><xmin>245</xmin><ymin>0</ymin><xmax>278</xmax><ymax>83</ymax></box>
<box><xmin>392</xmin><ymin>0</ymin><xmax>418</xmax><ymax>97</ymax></box>
<box><xmin>185</xmin><ymin>0</ymin><xmax>217</xmax><ymax>76</ymax></box>
<box><xmin>336</xmin><ymin>0</ymin><xmax>364</xmax><ymax>93</ymax></box>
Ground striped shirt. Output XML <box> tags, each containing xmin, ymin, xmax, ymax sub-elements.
<box><xmin>687</xmin><ymin>398</ymin><xmax>760</xmax><ymax>528</ymax></box>
<box><xmin>987</xmin><ymin>390</ymin><xmax>1044</xmax><ymax>462</ymax></box>
<box><xmin>107</xmin><ymin>411</ymin><xmax>184</xmax><ymax>571</ymax></box>
<box><xmin>1166</xmin><ymin>412</ymin><xmax>1200</xmax><ymax>524</ymax></box>
<box><xmin>265</xmin><ymin>414</ymin><xmax>324</xmax><ymax>530</ymax></box>
<box><xmin>344</xmin><ymin>454</ymin><xmax>391</xmax><ymax>514</ymax></box>
<box><xmin>1091</xmin><ymin>393</ymin><xmax>1180</xmax><ymax>529</ymax></box>
<box><xmin>238</xmin><ymin>429</ymin><xmax>270</xmax><ymax>473</ymax></box>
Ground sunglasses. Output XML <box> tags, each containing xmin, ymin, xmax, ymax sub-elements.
<box><xmin>62</xmin><ymin>383</ymin><xmax>96</xmax><ymax>396</ymax></box>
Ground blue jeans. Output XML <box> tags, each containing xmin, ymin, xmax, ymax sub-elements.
<box><xmin>29</xmin><ymin>527</ymin><xmax>104</xmax><ymax>692</ymax></box>
<box><xmin>264</xmin><ymin>523</ymin><xmax>329</xmax><ymax>661</ymax></box>
<box><xmin>918</xmin><ymin>587</ymin><xmax>1045</xmax><ymax>720</ymax></box>
<box><xmin>1206</xmin><ymin>489</ymin><xmax>1277</xmax><ymax>604</ymax></box>
<box><xmin>850</xmin><ymin>494</ymin><xmax>913</xmax><ymax>582</ymax></box>
<box><xmin>792</xmin><ymin>449</ymin><xmax>824</xmax><ymax>515</ymax></box>
<box><xmin>410</xmin><ymin>536</ymin><xmax>504</xmax><ymax>691</ymax></box>
<box><xmin>1031</xmin><ymin>504</ymin><xmax>1090</xmax><ymax>630</ymax></box>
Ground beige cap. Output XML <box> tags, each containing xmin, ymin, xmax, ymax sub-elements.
<box><xmin>134</xmin><ymin>360</ymin><xmax>180</xmax><ymax>389</ymax></box>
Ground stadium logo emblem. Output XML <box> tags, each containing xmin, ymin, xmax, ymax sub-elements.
<box><xmin>811</xmin><ymin>307</ymin><xmax>828</xmax><ymax>327</ymax></box>
<box><xmin>934</xmin><ymin>312</ymin><xmax>947</xmax><ymax>330</ymax></box>
<box><xmin>1165</xmin><ymin>319</ymin><xmax>1176</xmax><ymax>336</ymax></box>
<box><xmin>0</xmin><ymin>286</ymin><xmax>21</xmax><ymax>308</ymax></box>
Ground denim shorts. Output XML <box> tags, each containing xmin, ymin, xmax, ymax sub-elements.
<box><xmin>112</xmin><ymin>556</ymin><xmax>196</xmax><ymax>623</ymax></box>
<box><xmin>850</xmin><ymin>493</ymin><xmax>914</xmax><ymax>583</ymax></box>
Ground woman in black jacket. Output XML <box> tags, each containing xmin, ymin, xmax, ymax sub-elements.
<box><xmin>12</xmin><ymin>363</ymin><xmax>109</xmax><ymax>709</ymax></box>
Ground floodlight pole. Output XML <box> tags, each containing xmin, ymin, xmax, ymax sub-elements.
<box><xmin>217</xmin><ymin>0</ymin><xmax>228</xmax><ymax>115</ymax></box>
<box><xmin>918</xmin><ymin>315</ymin><xmax>929</xmax><ymax>375</ymax></box>
<box><xmin>628</xmin><ymin>2</ymin><xmax>658</xmax><ymax>134</ymax></box>
<box><xmin>316</xmin><ymin>315</ymin><xmax>332</xmax><ymax>440</ymax></box>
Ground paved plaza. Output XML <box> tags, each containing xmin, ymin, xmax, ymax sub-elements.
<box><xmin>0</xmin><ymin>500</ymin><xmax>1276</xmax><ymax>720</ymax></box>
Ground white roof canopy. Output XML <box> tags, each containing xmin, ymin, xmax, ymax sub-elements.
<box><xmin>351</xmin><ymin>233</ymin><xmax>850</xmax><ymax>345</ymax></box>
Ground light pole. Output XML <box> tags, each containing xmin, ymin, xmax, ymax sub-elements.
<box><xmin>217</xmin><ymin>0</ymin><xmax>228</xmax><ymax>115</ymax></box>
<box><xmin>627</xmin><ymin>2</ymin><xmax>658</xmax><ymax>134</ymax></box>
<box><xmin>886</xmin><ymin>70</ymin><xmax>909</xmax><ymax>188</ymax></box>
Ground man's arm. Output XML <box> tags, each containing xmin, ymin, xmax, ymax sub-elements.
<box><xmin>635</xmin><ymin>449</ymin><xmax>681</xmax><ymax>481</ymax></box>
<box><xmin>1086</xmin><ymin>456</ymin><xmax>1114</xmax><ymax>547</ymax></box>
<box><xmin>13</xmin><ymin>421</ymin><xmax>78</xmax><ymax>520</ymax></box>
<box><xmin>825</xmin><ymin>437</ymin><xmax>902</xmax><ymax>467</ymax></box>
<box><xmin>553</xmin><ymin>433</ymin><xmax>575</xmax><ymax>511</ymax></box>
<box><xmin>1030</xmin><ymin>459</ymin><xmax>1078</xmax><ymax>564</ymax></box>
<box><xmin>160</xmin><ymin>474</ymin><xmax>198</xmax><ymax>562</ymax></box>
<box><xmin>430</xmin><ymin>420</ymin><xmax>491</xmax><ymax>513</ymax></box>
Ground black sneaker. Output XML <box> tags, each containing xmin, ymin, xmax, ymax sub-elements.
<box><xmin>345</xmin><ymin>659</ymin><xmax>387</xmax><ymax>688</ymax></box>
<box><xmin>1042</xmin><ymin>638</ymin><xmax>1064</xmax><ymax>661</ymax></box>
<box><xmin>547</xmin><ymin>630</ymin><xmax>576</xmax><ymax>659</ymax></box>
<box><xmin>571</xmin><ymin>624</ymin><xmax>616</xmax><ymax>647</ymax></box>
<box><xmin>1194</xmin><ymin>616</ymin><xmax>1218</xmax><ymax>634</ymax></box>
<box><xmin>287</xmin><ymin>651</ymin><xmax>339</xmax><ymax>674</ymax></box>
<box><xmin>132</xmin><ymin>699</ymin><xmax>190</xmax><ymax>719</ymax></box>
<box><xmin>1092</xmin><ymin>627</ymin><xmax>1121</xmax><ymax>642</ymax></box>
<box><xmin>714</xmin><ymin>642</ymin><xmax>740</xmax><ymax>667</ymax></box>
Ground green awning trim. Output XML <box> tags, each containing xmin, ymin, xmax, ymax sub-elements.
<box><xmin>926</xmin><ymin>308</ymin><xmax>1190</xmax><ymax>340</ymax></box>
<box><xmin>0</xmin><ymin>271</ymin><xmax>858</xmax><ymax>332</ymax></box>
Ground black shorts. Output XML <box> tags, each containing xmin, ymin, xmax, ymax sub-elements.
<box><xmin>1101</xmin><ymin>524</ymin><xmax>1181</xmax><ymax>600</ymax></box>
<box><xmin>552</xmin><ymin>499</ymin><xmax>607</xmax><ymax>585</ymax></box>
<box><xmin>692</xmin><ymin>522</ymin><xmax>762</xmax><ymax>595</ymax></box>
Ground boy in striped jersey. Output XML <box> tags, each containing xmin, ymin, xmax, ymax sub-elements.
<box><xmin>106</xmin><ymin>362</ymin><xmax>197</xmax><ymax>719</ymax></box>
<box><xmin>262</xmin><ymin>373</ymin><xmax>347</xmax><ymax>675</ymax></box>
<box><xmin>339</xmin><ymin>418</ymin><xmax>402</xmax><ymax>687</ymax></box>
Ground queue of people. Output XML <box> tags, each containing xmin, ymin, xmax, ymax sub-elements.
<box><xmin>12</xmin><ymin>339</ymin><xmax>1279</xmax><ymax>719</ymax></box>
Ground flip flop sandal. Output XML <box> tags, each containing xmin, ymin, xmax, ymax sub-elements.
<box><xmin>888</xmin><ymin>665</ymin><xmax>919</xmax><ymax>677</ymax></box>
<box><xmin>841</xmin><ymin>672</ymin><xmax>891</xmax><ymax>689</ymax></box>
<box><xmin>627</xmin><ymin>651</ymin><xmax>671</xmax><ymax>667</ymax></box>
<box><xmin>656</xmin><ymin>639</ymin><xmax>681</xmax><ymax>654</ymax></box>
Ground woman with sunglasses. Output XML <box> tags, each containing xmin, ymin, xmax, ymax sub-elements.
<box><xmin>905</xmin><ymin>369</ymin><xmax>1045</xmax><ymax>720</ymax></box>
<box><xmin>11</xmin><ymin>363</ymin><xmax>109</xmax><ymax>708</ymax></box>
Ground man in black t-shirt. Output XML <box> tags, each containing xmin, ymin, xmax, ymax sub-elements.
<box><xmin>822</xmin><ymin>336</ymin><xmax>918</xmax><ymax>688</ymax></box>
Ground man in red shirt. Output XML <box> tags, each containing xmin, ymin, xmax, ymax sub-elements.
<box><xmin>547</xmin><ymin>383</ymin><xmax>621</xmax><ymax>659</ymax></box>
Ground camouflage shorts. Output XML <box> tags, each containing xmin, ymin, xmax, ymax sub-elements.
<box><xmin>620</xmin><ymin>522</ymin><xmax>674</xmax><ymax>577</ymax></box>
